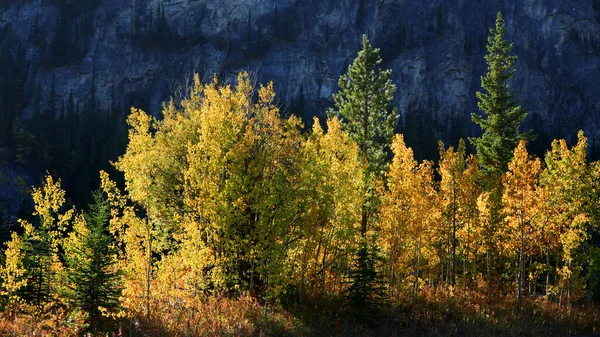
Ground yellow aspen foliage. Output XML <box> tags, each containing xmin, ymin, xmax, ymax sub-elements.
<box><xmin>457</xmin><ymin>155</ymin><xmax>482</xmax><ymax>287</ymax></box>
<box><xmin>0</xmin><ymin>233</ymin><xmax>27</xmax><ymax>310</ymax></box>
<box><xmin>540</xmin><ymin>131</ymin><xmax>591</xmax><ymax>303</ymax></box>
<box><xmin>30</xmin><ymin>175</ymin><xmax>74</xmax><ymax>238</ymax></box>
<box><xmin>437</xmin><ymin>140</ymin><xmax>482</xmax><ymax>288</ymax></box>
<box><xmin>501</xmin><ymin>140</ymin><xmax>542</xmax><ymax>305</ymax></box>
<box><xmin>293</xmin><ymin>117</ymin><xmax>364</xmax><ymax>296</ymax></box>
<box><xmin>470</xmin><ymin>186</ymin><xmax>515</xmax><ymax>299</ymax></box>
<box><xmin>1</xmin><ymin>175</ymin><xmax>73</xmax><ymax>311</ymax></box>
<box><xmin>181</xmin><ymin>74</ymin><xmax>304</xmax><ymax>299</ymax></box>
<box><xmin>110</xmin><ymin>72</ymin><xmax>305</xmax><ymax>313</ymax></box>
<box><xmin>474</xmin><ymin>191</ymin><xmax>493</xmax><ymax>259</ymax></box>
<box><xmin>502</xmin><ymin>141</ymin><xmax>542</xmax><ymax>252</ymax></box>
<box><xmin>63</xmin><ymin>214</ymin><xmax>90</xmax><ymax>282</ymax></box>
<box><xmin>100</xmin><ymin>171</ymin><xmax>152</xmax><ymax>319</ymax></box>
<box><xmin>380</xmin><ymin>134</ymin><xmax>438</xmax><ymax>294</ymax></box>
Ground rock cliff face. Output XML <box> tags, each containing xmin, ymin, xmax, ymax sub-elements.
<box><xmin>1</xmin><ymin>0</ymin><xmax>600</xmax><ymax>148</ymax></box>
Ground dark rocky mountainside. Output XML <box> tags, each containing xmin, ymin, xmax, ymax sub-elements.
<box><xmin>1</xmin><ymin>0</ymin><xmax>600</xmax><ymax>154</ymax></box>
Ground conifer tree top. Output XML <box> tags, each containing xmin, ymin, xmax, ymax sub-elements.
<box><xmin>470</xmin><ymin>12</ymin><xmax>534</xmax><ymax>175</ymax></box>
<box><xmin>330</xmin><ymin>34</ymin><xmax>397</xmax><ymax>176</ymax></box>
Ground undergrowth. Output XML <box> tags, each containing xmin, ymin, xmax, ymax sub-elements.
<box><xmin>0</xmin><ymin>288</ymin><xmax>597</xmax><ymax>336</ymax></box>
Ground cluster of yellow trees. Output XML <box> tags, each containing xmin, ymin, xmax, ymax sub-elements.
<box><xmin>381</xmin><ymin>133</ymin><xmax>598</xmax><ymax>308</ymax></box>
<box><xmin>103</xmin><ymin>73</ymin><xmax>597</xmax><ymax>318</ymax></box>
<box><xmin>104</xmin><ymin>74</ymin><xmax>366</xmax><ymax>317</ymax></box>
<box><xmin>1</xmin><ymin>71</ymin><xmax>599</xmax><ymax>332</ymax></box>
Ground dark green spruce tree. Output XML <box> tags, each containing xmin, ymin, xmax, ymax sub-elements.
<box><xmin>329</xmin><ymin>34</ymin><xmax>397</xmax><ymax>320</ymax></box>
<box><xmin>469</xmin><ymin>12</ymin><xmax>534</xmax><ymax>311</ymax></box>
<box><xmin>63</xmin><ymin>190</ymin><xmax>122</xmax><ymax>333</ymax></box>
<box><xmin>470</xmin><ymin>12</ymin><xmax>533</xmax><ymax>175</ymax></box>
<box><xmin>19</xmin><ymin>225</ymin><xmax>55</xmax><ymax>309</ymax></box>
<box><xmin>330</xmin><ymin>35</ymin><xmax>397</xmax><ymax>178</ymax></box>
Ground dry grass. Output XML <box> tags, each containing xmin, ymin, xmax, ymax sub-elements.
<box><xmin>0</xmin><ymin>296</ymin><xmax>307</xmax><ymax>336</ymax></box>
<box><xmin>0</xmin><ymin>290</ymin><xmax>597</xmax><ymax>337</ymax></box>
<box><xmin>0</xmin><ymin>303</ymin><xmax>88</xmax><ymax>336</ymax></box>
<box><xmin>130</xmin><ymin>294</ymin><xmax>308</xmax><ymax>337</ymax></box>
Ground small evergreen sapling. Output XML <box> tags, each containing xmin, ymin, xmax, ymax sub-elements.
<box><xmin>63</xmin><ymin>190</ymin><xmax>122</xmax><ymax>332</ymax></box>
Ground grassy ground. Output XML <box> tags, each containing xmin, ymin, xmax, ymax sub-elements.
<box><xmin>0</xmin><ymin>288</ymin><xmax>598</xmax><ymax>336</ymax></box>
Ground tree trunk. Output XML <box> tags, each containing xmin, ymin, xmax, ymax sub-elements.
<box><xmin>464</xmin><ymin>218</ymin><xmax>471</xmax><ymax>295</ymax></box>
<box><xmin>451</xmin><ymin>176</ymin><xmax>457</xmax><ymax>287</ymax></box>
<box><xmin>545</xmin><ymin>250</ymin><xmax>550</xmax><ymax>297</ymax></box>
<box><xmin>413</xmin><ymin>239</ymin><xmax>421</xmax><ymax>302</ymax></box>
<box><xmin>486</xmin><ymin>250</ymin><xmax>491</xmax><ymax>311</ymax></box>
<box><xmin>527</xmin><ymin>256</ymin><xmax>531</xmax><ymax>297</ymax></box>
<box><xmin>146</xmin><ymin>222</ymin><xmax>152</xmax><ymax>320</ymax></box>
<box><xmin>361</xmin><ymin>205</ymin><xmax>367</xmax><ymax>237</ymax></box>
<box><xmin>517</xmin><ymin>215</ymin><xmax>524</xmax><ymax>313</ymax></box>
<box><xmin>568</xmin><ymin>259</ymin><xmax>572</xmax><ymax>308</ymax></box>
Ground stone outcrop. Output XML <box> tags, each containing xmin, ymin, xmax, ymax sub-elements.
<box><xmin>1</xmin><ymin>0</ymin><xmax>599</xmax><ymax>143</ymax></box>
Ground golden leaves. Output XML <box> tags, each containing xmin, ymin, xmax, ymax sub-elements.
<box><xmin>501</xmin><ymin>141</ymin><xmax>542</xmax><ymax>254</ymax></box>
<box><xmin>380</xmin><ymin>135</ymin><xmax>438</xmax><ymax>283</ymax></box>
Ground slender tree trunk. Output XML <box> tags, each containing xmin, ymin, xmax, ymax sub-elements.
<box><xmin>264</xmin><ymin>260</ymin><xmax>270</xmax><ymax>316</ymax></box>
<box><xmin>413</xmin><ymin>237</ymin><xmax>421</xmax><ymax>301</ymax></box>
<box><xmin>146</xmin><ymin>222</ymin><xmax>152</xmax><ymax>320</ymax></box>
<box><xmin>568</xmin><ymin>259</ymin><xmax>572</xmax><ymax>309</ymax></box>
<box><xmin>557</xmin><ymin>252</ymin><xmax>563</xmax><ymax>307</ymax></box>
<box><xmin>314</xmin><ymin>229</ymin><xmax>323</xmax><ymax>294</ymax></box>
<box><xmin>321</xmin><ymin>244</ymin><xmax>329</xmax><ymax>293</ymax></box>
<box><xmin>517</xmin><ymin>214</ymin><xmax>524</xmax><ymax>313</ymax></box>
<box><xmin>37</xmin><ymin>264</ymin><xmax>43</xmax><ymax>308</ymax></box>
<box><xmin>250</xmin><ymin>258</ymin><xmax>255</xmax><ymax>294</ymax></box>
<box><xmin>390</xmin><ymin>251</ymin><xmax>395</xmax><ymax>297</ymax></box>
<box><xmin>464</xmin><ymin>218</ymin><xmax>471</xmax><ymax>295</ymax></box>
<box><xmin>545</xmin><ymin>250</ymin><xmax>550</xmax><ymax>297</ymax></box>
<box><xmin>440</xmin><ymin>259</ymin><xmax>445</xmax><ymax>286</ymax></box>
<box><xmin>299</xmin><ymin>249</ymin><xmax>307</xmax><ymax>303</ymax></box>
<box><xmin>486</xmin><ymin>250</ymin><xmax>491</xmax><ymax>311</ymax></box>
<box><xmin>527</xmin><ymin>256</ymin><xmax>531</xmax><ymax>297</ymax></box>
<box><xmin>361</xmin><ymin>205</ymin><xmax>368</xmax><ymax>237</ymax></box>
<box><xmin>451</xmin><ymin>176</ymin><xmax>457</xmax><ymax>287</ymax></box>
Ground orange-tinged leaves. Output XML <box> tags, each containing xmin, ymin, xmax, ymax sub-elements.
<box><xmin>501</xmin><ymin>140</ymin><xmax>542</xmax><ymax>255</ymax></box>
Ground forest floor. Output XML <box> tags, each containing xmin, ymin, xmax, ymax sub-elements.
<box><xmin>0</xmin><ymin>288</ymin><xmax>598</xmax><ymax>336</ymax></box>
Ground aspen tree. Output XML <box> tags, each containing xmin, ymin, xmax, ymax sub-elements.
<box><xmin>502</xmin><ymin>141</ymin><xmax>541</xmax><ymax>310</ymax></box>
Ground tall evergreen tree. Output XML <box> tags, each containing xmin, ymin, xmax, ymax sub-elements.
<box><xmin>468</xmin><ymin>13</ymin><xmax>534</xmax><ymax>303</ymax></box>
<box><xmin>63</xmin><ymin>190</ymin><xmax>122</xmax><ymax>332</ymax></box>
<box><xmin>470</xmin><ymin>12</ymin><xmax>533</xmax><ymax>175</ymax></box>
<box><xmin>329</xmin><ymin>35</ymin><xmax>396</xmax><ymax>319</ymax></box>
